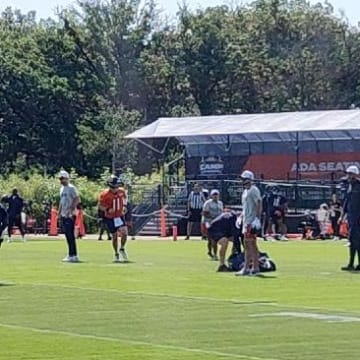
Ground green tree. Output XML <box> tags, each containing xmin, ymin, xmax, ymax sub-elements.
<box><xmin>79</xmin><ymin>106</ymin><xmax>141</xmax><ymax>176</ymax></box>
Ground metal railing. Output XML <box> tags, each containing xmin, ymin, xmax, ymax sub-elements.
<box><xmin>129</xmin><ymin>179</ymin><xmax>344</xmax><ymax>216</ymax></box>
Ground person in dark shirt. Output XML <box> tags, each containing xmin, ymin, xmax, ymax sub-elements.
<box><xmin>207</xmin><ymin>209</ymin><xmax>238</xmax><ymax>272</ymax></box>
<box><xmin>42</xmin><ymin>202</ymin><xmax>51</xmax><ymax>234</ymax></box>
<box><xmin>0</xmin><ymin>196</ymin><xmax>8</xmax><ymax>247</ymax></box>
<box><xmin>264</xmin><ymin>186</ymin><xmax>288</xmax><ymax>240</ymax></box>
<box><xmin>341</xmin><ymin>166</ymin><xmax>360</xmax><ymax>271</ymax></box>
<box><xmin>329</xmin><ymin>201</ymin><xmax>343</xmax><ymax>240</ymax></box>
<box><xmin>262</xmin><ymin>186</ymin><xmax>272</xmax><ymax>240</ymax></box>
<box><xmin>299</xmin><ymin>210</ymin><xmax>319</xmax><ymax>240</ymax></box>
<box><xmin>7</xmin><ymin>188</ymin><xmax>25</xmax><ymax>242</ymax></box>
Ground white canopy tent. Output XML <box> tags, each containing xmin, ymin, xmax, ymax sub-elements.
<box><xmin>126</xmin><ymin>109</ymin><xmax>360</xmax><ymax>181</ymax></box>
<box><xmin>127</xmin><ymin>109</ymin><xmax>360</xmax><ymax>145</ymax></box>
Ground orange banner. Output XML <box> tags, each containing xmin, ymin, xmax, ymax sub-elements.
<box><xmin>244</xmin><ymin>153</ymin><xmax>360</xmax><ymax>180</ymax></box>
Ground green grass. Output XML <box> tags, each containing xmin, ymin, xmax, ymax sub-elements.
<box><xmin>1</xmin><ymin>238</ymin><xmax>360</xmax><ymax>360</ymax></box>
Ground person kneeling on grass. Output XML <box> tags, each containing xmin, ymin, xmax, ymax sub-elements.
<box><xmin>98</xmin><ymin>175</ymin><xmax>129</xmax><ymax>263</ymax></box>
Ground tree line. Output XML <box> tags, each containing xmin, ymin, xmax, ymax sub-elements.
<box><xmin>1</xmin><ymin>0</ymin><xmax>359</xmax><ymax>179</ymax></box>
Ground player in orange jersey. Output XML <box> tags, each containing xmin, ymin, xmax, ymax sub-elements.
<box><xmin>98</xmin><ymin>176</ymin><xmax>129</xmax><ymax>263</ymax></box>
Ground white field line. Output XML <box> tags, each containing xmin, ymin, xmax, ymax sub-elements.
<box><xmin>250</xmin><ymin>312</ymin><xmax>360</xmax><ymax>323</ymax></box>
<box><xmin>18</xmin><ymin>282</ymin><xmax>360</xmax><ymax>317</ymax></box>
<box><xmin>0</xmin><ymin>322</ymin><xmax>278</xmax><ymax>360</ymax></box>
<box><xmin>19</xmin><ymin>282</ymin><xmax>276</xmax><ymax>306</ymax></box>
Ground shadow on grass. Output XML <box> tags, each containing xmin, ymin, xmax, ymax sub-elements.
<box><xmin>255</xmin><ymin>274</ymin><xmax>278</xmax><ymax>279</ymax></box>
<box><xmin>0</xmin><ymin>282</ymin><xmax>15</xmax><ymax>287</ymax></box>
<box><xmin>230</xmin><ymin>272</ymin><xmax>278</xmax><ymax>279</ymax></box>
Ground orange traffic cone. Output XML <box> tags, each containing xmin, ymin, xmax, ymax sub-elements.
<box><xmin>75</xmin><ymin>209</ymin><xmax>86</xmax><ymax>238</ymax></box>
<box><xmin>49</xmin><ymin>207</ymin><xmax>58</xmax><ymax>236</ymax></box>
<box><xmin>340</xmin><ymin>221</ymin><xmax>349</xmax><ymax>238</ymax></box>
<box><xmin>326</xmin><ymin>222</ymin><xmax>334</xmax><ymax>236</ymax></box>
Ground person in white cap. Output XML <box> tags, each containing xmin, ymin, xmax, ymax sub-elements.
<box><xmin>341</xmin><ymin>165</ymin><xmax>360</xmax><ymax>271</ymax></box>
<box><xmin>236</xmin><ymin>170</ymin><xmax>262</xmax><ymax>276</ymax></box>
<box><xmin>202</xmin><ymin>189</ymin><xmax>223</xmax><ymax>261</ymax></box>
<box><xmin>58</xmin><ymin>170</ymin><xmax>80</xmax><ymax>263</ymax></box>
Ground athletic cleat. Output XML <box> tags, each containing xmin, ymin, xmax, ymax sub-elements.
<box><xmin>7</xmin><ymin>238</ymin><xmax>12</xmax><ymax>243</ymax></box>
<box><xmin>341</xmin><ymin>265</ymin><xmax>355</xmax><ymax>271</ymax></box>
<box><xmin>63</xmin><ymin>256</ymin><xmax>79</xmax><ymax>263</ymax></box>
<box><xmin>207</xmin><ymin>252</ymin><xmax>214</xmax><ymax>259</ymax></box>
<box><xmin>69</xmin><ymin>256</ymin><xmax>80</xmax><ymax>263</ymax></box>
<box><xmin>113</xmin><ymin>253</ymin><xmax>121</xmax><ymax>263</ymax></box>
<box><xmin>119</xmin><ymin>249</ymin><xmax>129</xmax><ymax>262</ymax></box>
<box><xmin>212</xmin><ymin>255</ymin><xmax>219</xmax><ymax>261</ymax></box>
<box><xmin>217</xmin><ymin>264</ymin><xmax>231</xmax><ymax>272</ymax></box>
<box><xmin>354</xmin><ymin>265</ymin><xmax>360</xmax><ymax>271</ymax></box>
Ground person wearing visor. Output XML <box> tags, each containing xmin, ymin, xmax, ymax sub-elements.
<box><xmin>341</xmin><ymin>165</ymin><xmax>360</xmax><ymax>271</ymax></box>
<box><xmin>236</xmin><ymin>170</ymin><xmax>262</xmax><ymax>276</ymax></box>
<box><xmin>202</xmin><ymin>189</ymin><xmax>223</xmax><ymax>260</ymax></box>
<box><xmin>98</xmin><ymin>175</ymin><xmax>129</xmax><ymax>263</ymax></box>
<box><xmin>58</xmin><ymin>170</ymin><xmax>80</xmax><ymax>263</ymax></box>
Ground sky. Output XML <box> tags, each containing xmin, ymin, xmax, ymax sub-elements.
<box><xmin>0</xmin><ymin>0</ymin><xmax>359</xmax><ymax>25</ymax></box>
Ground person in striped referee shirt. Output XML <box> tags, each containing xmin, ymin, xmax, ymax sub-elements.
<box><xmin>186</xmin><ymin>183</ymin><xmax>206</xmax><ymax>240</ymax></box>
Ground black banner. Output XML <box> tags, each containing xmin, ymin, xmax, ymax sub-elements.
<box><xmin>185</xmin><ymin>155</ymin><xmax>248</xmax><ymax>180</ymax></box>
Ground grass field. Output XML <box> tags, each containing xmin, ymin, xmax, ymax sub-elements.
<box><xmin>1</xmin><ymin>237</ymin><xmax>360</xmax><ymax>360</ymax></box>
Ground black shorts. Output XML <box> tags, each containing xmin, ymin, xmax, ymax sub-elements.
<box><xmin>349</xmin><ymin>224</ymin><xmax>360</xmax><ymax>248</ymax></box>
<box><xmin>8</xmin><ymin>214</ymin><xmax>22</xmax><ymax>227</ymax></box>
<box><xmin>103</xmin><ymin>217</ymin><xmax>126</xmax><ymax>234</ymax></box>
<box><xmin>189</xmin><ymin>208</ymin><xmax>202</xmax><ymax>222</ymax></box>
<box><xmin>271</xmin><ymin>210</ymin><xmax>284</xmax><ymax>222</ymax></box>
<box><xmin>208</xmin><ymin>216</ymin><xmax>234</xmax><ymax>242</ymax></box>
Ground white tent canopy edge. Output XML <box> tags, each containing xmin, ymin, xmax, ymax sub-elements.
<box><xmin>126</xmin><ymin>109</ymin><xmax>360</xmax><ymax>144</ymax></box>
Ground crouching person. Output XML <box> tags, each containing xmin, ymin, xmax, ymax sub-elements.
<box><xmin>208</xmin><ymin>209</ymin><xmax>238</xmax><ymax>272</ymax></box>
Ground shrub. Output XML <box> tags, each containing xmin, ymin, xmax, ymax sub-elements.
<box><xmin>0</xmin><ymin>171</ymin><xmax>104</xmax><ymax>233</ymax></box>
<box><xmin>0</xmin><ymin>169</ymin><xmax>164</xmax><ymax>233</ymax></box>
